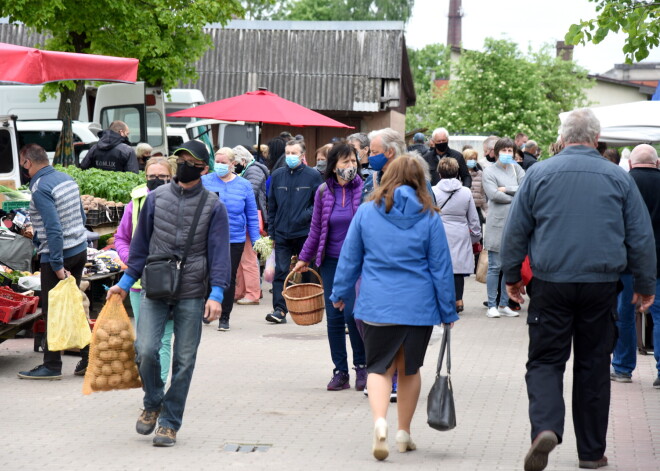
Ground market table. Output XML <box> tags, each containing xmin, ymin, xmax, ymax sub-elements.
<box><xmin>0</xmin><ymin>309</ymin><xmax>42</xmax><ymax>345</ymax></box>
<box><xmin>82</xmin><ymin>270</ymin><xmax>127</xmax><ymax>317</ymax></box>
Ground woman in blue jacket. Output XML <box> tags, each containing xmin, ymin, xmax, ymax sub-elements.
<box><xmin>331</xmin><ymin>155</ymin><xmax>458</xmax><ymax>461</ymax></box>
<box><xmin>202</xmin><ymin>147</ymin><xmax>260</xmax><ymax>331</ymax></box>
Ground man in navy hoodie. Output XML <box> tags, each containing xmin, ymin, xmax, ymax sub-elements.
<box><xmin>17</xmin><ymin>144</ymin><xmax>89</xmax><ymax>380</ymax></box>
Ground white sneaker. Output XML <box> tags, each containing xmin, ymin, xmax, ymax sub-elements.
<box><xmin>498</xmin><ymin>306</ymin><xmax>520</xmax><ymax>317</ymax></box>
<box><xmin>486</xmin><ymin>307</ymin><xmax>500</xmax><ymax>318</ymax></box>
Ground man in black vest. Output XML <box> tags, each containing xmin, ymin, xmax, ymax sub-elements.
<box><xmin>423</xmin><ymin>127</ymin><xmax>471</xmax><ymax>187</ymax></box>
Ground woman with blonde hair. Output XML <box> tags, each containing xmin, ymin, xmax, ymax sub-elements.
<box><xmin>331</xmin><ymin>154</ymin><xmax>458</xmax><ymax>461</ymax></box>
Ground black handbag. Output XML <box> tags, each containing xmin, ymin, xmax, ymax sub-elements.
<box><xmin>142</xmin><ymin>190</ymin><xmax>209</xmax><ymax>304</ymax></box>
<box><xmin>427</xmin><ymin>327</ymin><xmax>456</xmax><ymax>431</ymax></box>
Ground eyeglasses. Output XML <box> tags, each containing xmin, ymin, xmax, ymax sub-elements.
<box><xmin>176</xmin><ymin>157</ymin><xmax>206</xmax><ymax>169</ymax></box>
<box><xmin>146</xmin><ymin>174</ymin><xmax>171</xmax><ymax>181</ymax></box>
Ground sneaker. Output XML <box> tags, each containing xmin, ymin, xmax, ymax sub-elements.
<box><xmin>524</xmin><ymin>430</ymin><xmax>558</xmax><ymax>471</ymax></box>
<box><xmin>355</xmin><ymin>365</ymin><xmax>367</xmax><ymax>391</ymax></box>
<box><xmin>508</xmin><ymin>300</ymin><xmax>522</xmax><ymax>311</ymax></box>
<box><xmin>390</xmin><ymin>383</ymin><xmax>398</xmax><ymax>403</ymax></box>
<box><xmin>202</xmin><ymin>317</ymin><xmax>211</xmax><ymax>325</ymax></box>
<box><xmin>578</xmin><ymin>456</ymin><xmax>608</xmax><ymax>469</ymax></box>
<box><xmin>610</xmin><ymin>371</ymin><xmax>632</xmax><ymax>383</ymax></box>
<box><xmin>136</xmin><ymin>409</ymin><xmax>161</xmax><ymax>435</ymax></box>
<box><xmin>498</xmin><ymin>306</ymin><xmax>520</xmax><ymax>317</ymax></box>
<box><xmin>17</xmin><ymin>364</ymin><xmax>62</xmax><ymax>380</ymax></box>
<box><xmin>74</xmin><ymin>359</ymin><xmax>87</xmax><ymax>376</ymax></box>
<box><xmin>654</xmin><ymin>377</ymin><xmax>660</xmax><ymax>389</ymax></box>
<box><xmin>153</xmin><ymin>426</ymin><xmax>177</xmax><ymax>447</ymax></box>
<box><xmin>265</xmin><ymin>310</ymin><xmax>287</xmax><ymax>324</ymax></box>
<box><xmin>327</xmin><ymin>370</ymin><xmax>350</xmax><ymax>391</ymax></box>
<box><xmin>486</xmin><ymin>307</ymin><xmax>501</xmax><ymax>318</ymax></box>
<box><xmin>237</xmin><ymin>298</ymin><xmax>259</xmax><ymax>305</ymax></box>
<box><xmin>363</xmin><ymin>386</ymin><xmax>369</xmax><ymax>397</ymax></box>
<box><xmin>218</xmin><ymin>318</ymin><xmax>230</xmax><ymax>331</ymax></box>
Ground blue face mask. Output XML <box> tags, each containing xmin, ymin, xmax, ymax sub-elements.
<box><xmin>466</xmin><ymin>160</ymin><xmax>477</xmax><ymax>169</ymax></box>
<box><xmin>215</xmin><ymin>163</ymin><xmax>230</xmax><ymax>177</ymax></box>
<box><xmin>368</xmin><ymin>153</ymin><xmax>388</xmax><ymax>171</ymax></box>
<box><xmin>286</xmin><ymin>155</ymin><xmax>301</xmax><ymax>169</ymax></box>
<box><xmin>499</xmin><ymin>153</ymin><xmax>514</xmax><ymax>165</ymax></box>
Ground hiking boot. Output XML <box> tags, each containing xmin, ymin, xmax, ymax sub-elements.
<box><xmin>136</xmin><ymin>409</ymin><xmax>161</xmax><ymax>435</ymax></box>
<box><xmin>354</xmin><ymin>365</ymin><xmax>367</xmax><ymax>391</ymax></box>
<box><xmin>265</xmin><ymin>310</ymin><xmax>287</xmax><ymax>324</ymax></box>
<box><xmin>524</xmin><ymin>430</ymin><xmax>558</xmax><ymax>471</ymax></box>
<box><xmin>153</xmin><ymin>426</ymin><xmax>177</xmax><ymax>447</ymax></box>
<box><xmin>327</xmin><ymin>370</ymin><xmax>350</xmax><ymax>391</ymax></box>
<box><xmin>74</xmin><ymin>359</ymin><xmax>87</xmax><ymax>376</ymax></box>
<box><xmin>610</xmin><ymin>371</ymin><xmax>632</xmax><ymax>383</ymax></box>
<box><xmin>17</xmin><ymin>364</ymin><xmax>62</xmax><ymax>380</ymax></box>
<box><xmin>579</xmin><ymin>456</ymin><xmax>608</xmax><ymax>469</ymax></box>
<box><xmin>218</xmin><ymin>317</ymin><xmax>230</xmax><ymax>331</ymax></box>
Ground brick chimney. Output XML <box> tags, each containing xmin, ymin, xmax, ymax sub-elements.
<box><xmin>447</xmin><ymin>0</ymin><xmax>462</xmax><ymax>48</ymax></box>
<box><xmin>556</xmin><ymin>40</ymin><xmax>574</xmax><ymax>61</ymax></box>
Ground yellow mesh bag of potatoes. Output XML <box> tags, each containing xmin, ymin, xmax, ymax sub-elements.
<box><xmin>47</xmin><ymin>276</ymin><xmax>92</xmax><ymax>351</ymax></box>
<box><xmin>83</xmin><ymin>294</ymin><xmax>141</xmax><ymax>394</ymax></box>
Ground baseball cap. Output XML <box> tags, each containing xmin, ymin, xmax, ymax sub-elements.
<box><xmin>413</xmin><ymin>132</ymin><xmax>425</xmax><ymax>143</ymax></box>
<box><xmin>172</xmin><ymin>140</ymin><xmax>209</xmax><ymax>165</ymax></box>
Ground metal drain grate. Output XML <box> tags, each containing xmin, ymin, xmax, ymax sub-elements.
<box><xmin>223</xmin><ymin>443</ymin><xmax>271</xmax><ymax>453</ymax></box>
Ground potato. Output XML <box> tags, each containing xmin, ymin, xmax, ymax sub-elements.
<box><xmin>92</xmin><ymin>364</ymin><xmax>103</xmax><ymax>376</ymax></box>
<box><xmin>124</xmin><ymin>360</ymin><xmax>135</xmax><ymax>371</ymax></box>
<box><xmin>101</xmin><ymin>364</ymin><xmax>113</xmax><ymax>376</ymax></box>
<box><xmin>99</xmin><ymin>350</ymin><xmax>117</xmax><ymax>361</ymax></box>
<box><xmin>108</xmin><ymin>336</ymin><xmax>123</xmax><ymax>349</ymax></box>
<box><xmin>94</xmin><ymin>374</ymin><xmax>108</xmax><ymax>390</ymax></box>
<box><xmin>95</xmin><ymin>328</ymin><xmax>109</xmax><ymax>341</ymax></box>
<box><xmin>104</xmin><ymin>319</ymin><xmax>121</xmax><ymax>335</ymax></box>
<box><xmin>111</xmin><ymin>360</ymin><xmax>124</xmax><ymax>374</ymax></box>
<box><xmin>119</xmin><ymin>329</ymin><xmax>132</xmax><ymax>340</ymax></box>
<box><xmin>118</xmin><ymin>351</ymin><xmax>130</xmax><ymax>362</ymax></box>
<box><xmin>96</xmin><ymin>340</ymin><xmax>109</xmax><ymax>351</ymax></box>
<box><xmin>122</xmin><ymin>340</ymin><xmax>133</xmax><ymax>351</ymax></box>
<box><xmin>108</xmin><ymin>374</ymin><xmax>121</xmax><ymax>388</ymax></box>
<box><xmin>121</xmin><ymin>369</ymin><xmax>133</xmax><ymax>384</ymax></box>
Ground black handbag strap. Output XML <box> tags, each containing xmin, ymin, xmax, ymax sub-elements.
<box><xmin>181</xmin><ymin>189</ymin><xmax>209</xmax><ymax>267</ymax></box>
<box><xmin>436</xmin><ymin>327</ymin><xmax>451</xmax><ymax>376</ymax></box>
<box><xmin>440</xmin><ymin>190</ymin><xmax>458</xmax><ymax>210</ymax></box>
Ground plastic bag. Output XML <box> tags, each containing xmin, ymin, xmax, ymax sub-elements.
<box><xmin>83</xmin><ymin>294</ymin><xmax>142</xmax><ymax>395</ymax></box>
<box><xmin>263</xmin><ymin>251</ymin><xmax>276</xmax><ymax>283</ymax></box>
<box><xmin>47</xmin><ymin>276</ymin><xmax>92</xmax><ymax>351</ymax></box>
<box><xmin>18</xmin><ymin>275</ymin><xmax>41</xmax><ymax>291</ymax></box>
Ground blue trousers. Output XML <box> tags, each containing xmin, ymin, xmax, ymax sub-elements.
<box><xmin>320</xmin><ymin>257</ymin><xmax>365</xmax><ymax>373</ymax></box>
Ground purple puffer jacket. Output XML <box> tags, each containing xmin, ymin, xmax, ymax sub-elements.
<box><xmin>299</xmin><ymin>176</ymin><xmax>363</xmax><ymax>265</ymax></box>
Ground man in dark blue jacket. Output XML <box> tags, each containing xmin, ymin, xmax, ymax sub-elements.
<box><xmin>266</xmin><ymin>140</ymin><xmax>322</xmax><ymax>323</ymax></box>
<box><xmin>502</xmin><ymin>109</ymin><xmax>656</xmax><ymax>471</ymax></box>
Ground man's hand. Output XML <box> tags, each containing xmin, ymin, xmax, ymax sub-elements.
<box><xmin>332</xmin><ymin>300</ymin><xmax>345</xmax><ymax>311</ymax></box>
<box><xmin>632</xmin><ymin>293</ymin><xmax>655</xmax><ymax>312</ymax></box>
<box><xmin>506</xmin><ymin>280</ymin><xmax>526</xmax><ymax>305</ymax></box>
<box><xmin>204</xmin><ymin>299</ymin><xmax>222</xmax><ymax>322</ymax></box>
<box><xmin>55</xmin><ymin>268</ymin><xmax>70</xmax><ymax>280</ymax></box>
<box><xmin>107</xmin><ymin>285</ymin><xmax>128</xmax><ymax>301</ymax></box>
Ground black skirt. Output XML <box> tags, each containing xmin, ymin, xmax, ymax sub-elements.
<box><xmin>362</xmin><ymin>324</ymin><xmax>434</xmax><ymax>376</ymax></box>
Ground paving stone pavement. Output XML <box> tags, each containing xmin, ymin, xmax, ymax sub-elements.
<box><xmin>1</xmin><ymin>277</ymin><xmax>659</xmax><ymax>470</ymax></box>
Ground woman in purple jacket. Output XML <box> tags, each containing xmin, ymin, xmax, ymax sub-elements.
<box><xmin>293</xmin><ymin>142</ymin><xmax>366</xmax><ymax>391</ymax></box>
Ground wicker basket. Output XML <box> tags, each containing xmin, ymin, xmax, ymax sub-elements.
<box><xmin>282</xmin><ymin>269</ymin><xmax>325</xmax><ymax>326</ymax></box>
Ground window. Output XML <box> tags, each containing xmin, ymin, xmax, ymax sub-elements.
<box><xmin>0</xmin><ymin>129</ymin><xmax>14</xmax><ymax>174</ymax></box>
<box><xmin>146</xmin><ymin>110</ymin><xmax>164</xmax><ymax>147</ymax></box>
<box><xmin>101</xmin><ymin>106</ymin><xmax>141</xmax><ymax>145</ymax></box>
<box><xmin>18</xmin><ymin>131</ymin><xmax>60</xmax><ymax>153</ymax></box>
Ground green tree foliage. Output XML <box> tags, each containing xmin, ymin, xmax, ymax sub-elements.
<box><xmin>406</xmin><ymin>39</ymin><xmax>591</xmax><ymax>149</ymax></box>
<box><xmin>1</xmin><ymin>0</ymin><xmax>243</xmax><ymax>117</ymax></box>
<box><xmin>274</xmin><ymin>0</ymin><xmax>415</xmax><ymax>22</ymax></box>
<box><xmin>407</xmin><ymin>43</ymin><xmax>451</xmax><ymax>94</ymax></box>
<box><xmin>565</xmin><ymin>0</ymin><xmax>660</xmax><ymax>63</ymax></box>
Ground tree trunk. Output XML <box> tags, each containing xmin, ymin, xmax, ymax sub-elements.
<box><xmin>57</xmin><ymin>81</ymin><xmax>86</xmax><ymax>120</ymax></box>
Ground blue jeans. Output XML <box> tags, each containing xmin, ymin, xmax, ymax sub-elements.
<box><xmin>272</xmin><ymin>236</ymin><xmax>308</xmax><ymax>313</ymax></box>
<box><xmin>611</xmin><ymin>274</ymin><xmax>636</xmax><ymax>376</ymax></box>
<box><xmin>487</xmin><ymin>250</ymin><xmax>509</xmax><ymax>308</ymax></box>
<box><xmin>135</xmin><ymin>293</ymin><xmax>204</xmax><ymax>431</ymax></box>
<box><xmin>131</xmin><ymin>289</ymin><xmax>173</xmax><ymax>384</ymax></box>
<box><xmin>319</xmin><ymin>257</ymin><xmax>365</xmax><ymax>373</ymax></box>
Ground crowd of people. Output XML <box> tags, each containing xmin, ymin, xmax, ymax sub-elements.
<box><xmin>14</xmin><ymin>113</ymin><xmax>660</xmax><ymax>471</ymax></box>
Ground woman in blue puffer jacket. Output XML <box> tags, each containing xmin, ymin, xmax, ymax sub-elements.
<box><xmin>202</xmin><ymin>147</ymin><xmax>260</xmax><ymax>331</ymax></box>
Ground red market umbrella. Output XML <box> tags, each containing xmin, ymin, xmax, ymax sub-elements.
<box><xmin>168</xmin><ymin>89</ymin><xmax>353</xmax><ymax>128</ymax></box>
<box><xmin>0</xmin><ymin>42</ymin><xmax>139</xmax><ymax>85</ymax></box>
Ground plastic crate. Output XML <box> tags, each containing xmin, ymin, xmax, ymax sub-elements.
<box><xmin>0</xmin><ymin>304</ymin><xmax>19</xmax><ymax>323</ymax></box>
<box><xmin>0</xmin><ymin>295</ymin><xmax>29</xmax><ymax>317</ymax></box>
<box><xmin>0</xmin><ymin>287</ymin><xmax>39</xmax><ymax>314</ymax></box>
<box><xmin>2</xmin><ymin>200</ymin><xmax>30</xmax><ymax>212</ymax></box>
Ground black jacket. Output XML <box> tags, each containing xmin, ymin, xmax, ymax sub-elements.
<box><xmin>423</xmin><ymin>147</ymin><xmax>472</xmax><ymax>187</ymax></box>
<box><xmin>630</xmin><ymin>167</ymin><xmax>660</xmax><ymax>277</ymax></box>
<box><xmin>81</xmin><ymin>130</ymin><xmax>139</xmax><ymax>173</ymax></box>
<box><xmin>522</xmin><ymin>152</ymin><xmax>538</xmax><ymax>170</ymax></box>
<box><xmin>267</xmin><ymin>164</ymin><xmax>323</xmax><ymax>242</ymax></box>
<box><xmin>407</xmin><ymin>143</ymin><xmax>428</xmax><ymax>155</ymax></box>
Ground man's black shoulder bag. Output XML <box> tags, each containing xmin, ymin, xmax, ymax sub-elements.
<box><xmin>142</xmin><ymin>190</ymin><xmax>209</xmax><ymax>305</ymax></box>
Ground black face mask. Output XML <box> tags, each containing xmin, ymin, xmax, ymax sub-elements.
<box><xmin>20</xmin><ymin>165</ymin><xmax>31</xmax><ymax>184</ymax></box>
<box><xmin>234</xmin><ymin>163</ymin><xmax>245</xmax><ymax>174</ymax></box>
<box><xmin>146</xmin><ymin>178</ymin><xmax>168</xmax><ymax>191</ymax></box>
<box><xmin>486</xmin><ymin>153</ymin><xmax>496</xmax><ymax>163</ymax></box>
<box><xmin>435</xmin><ymin>142</ymin><xmax>449</xmax><ymax>154</ymax></box>
<box><xmin>176</xmin><ymin>163</ymin><xmax>204</xmax><ymax>183</ymax></box>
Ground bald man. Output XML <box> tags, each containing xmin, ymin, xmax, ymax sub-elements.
<box><xmin>611</xmin><ymin>144</ymin><xmax>660</xmax><ymax>388</ymax></box>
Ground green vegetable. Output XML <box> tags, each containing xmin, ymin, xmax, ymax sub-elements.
<box><xmin>0</xmin><ymin>185</ymin><xmax>30</xmax><ymax>200</ymax></box>
<box><xmin>54</xmin><ymin>166</ymin><xmax>145</xmax><ymax>203</ymax></box>
<box><xmin>253</xmin><ymin>237</ymin><xmax>274</xmax><ymax>263</ymax></box>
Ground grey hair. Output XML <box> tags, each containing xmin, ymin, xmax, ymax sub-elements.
<box><xmin>368</xmin><ymin>128</ymin><xmax>406</xmax><ymax>157</ymax></box>
<box><xmin>136</xmin><ymin>142</ymin><xmax>153</xmax><ymax>158</ymax></box>
<box><xmin>432</xmin><ymin>127</ymin><xmax>449</xmax><ymax>140</ymax></box>
<box><xmin>347</xmin><ymin>132</ymin><xmax>369</xmax><ymax>149</ymax></box>
<box><xmin>561</xmin><ymin>108</ymin><xmax>600</xmax><ymax>144</ymax></box>
<box><xmin>232</xmin><ymin>145</ymin><xmax>254</xmax><ymax>165</ymax></box>
<box><xmin>525</xmin><ymin>140</ymin><xmax>538</xmax><ymax>153</ymax></box>
<box><xmin>630</xmin><ymin>144</ymin><xmax>658</xmax><ymax>165</ymax></box>
<box><xmin>407</xmin><ymin>151</ymin><xmax>431</xmax><ymax>182</ymax></box>
<box><xmin>483</xmin><ymin>135</ymin><xmax>499</xmax><ymax>152</ymax></box>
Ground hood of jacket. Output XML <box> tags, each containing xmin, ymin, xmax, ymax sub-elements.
<box><xmin>436</xmin><ymin>178</ymin><xmax>462</xmax><ymax>192</ymax></box>
<box><xmin>375</xmin><ymin>185</ymin><xmax>426</xmax><ymax>229</ymax></box>
<box><xmin>97</xmin><ymin>129</ymin><xmax>128</xmax><ymax>150</ymax></box>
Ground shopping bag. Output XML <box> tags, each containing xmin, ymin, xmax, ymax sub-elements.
<box><xmin>82</xmin><ymin>294</ymin><xmax>141</xmax><ymax>395</ymax></box>
<box><xmin>47</xmin><ymin>276</ymin><xmax>92</xmax><ymax>351</ymax></box>
<box><xmin>427</xmin><ymin>327</ymin><xmax>456</xmax><ymax>431</ymax></box>
<box><xmin>263</xmin><ymin>251</ymin><xmax>276</xmax><ymax>283</ymax></box>
<box><xmin>475</xmin><ymin>250</ymin><xmax>488</xmax><ymax>284</ymax></box>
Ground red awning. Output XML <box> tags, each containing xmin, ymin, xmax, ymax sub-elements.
<box><xmin>0</xmin><ymin>42</ymin><xmax>139</xmax><ymax>85</ymax></box>
<box><xmin>169</xmin><ymin>89</ymin><xmax>352</xmax><ymax>128</ymax></box>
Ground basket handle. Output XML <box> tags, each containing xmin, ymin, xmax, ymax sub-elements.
<box><xmin>284</xmin><ymin>268</ymin><xmax>323</xmax><ymax>289</ymax></box>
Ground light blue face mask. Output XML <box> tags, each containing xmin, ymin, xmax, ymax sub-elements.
<box><xmin>499</xmin><ymin>153</ymin><xmax>514</xmax><ymax>165</ymax></box>
<box><xmin>215</xmin><ymin>163</ymin><xmax>230</xmax><ymax>177</ymax></box>
<box><xmin>286</xmin><ymin>154</ymin><xmax>301</xmax><ymax>169</ymax></box>
<box><xmin>466</xmin><ymin>160</ymin><xmax>477</xmax><ymax>169</ymax></box>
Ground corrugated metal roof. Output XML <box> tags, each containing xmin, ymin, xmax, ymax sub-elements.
<box><xmin>208</xmin><ymin>20</ymin><xmax>406</xmax><ymax>31</ymax></box>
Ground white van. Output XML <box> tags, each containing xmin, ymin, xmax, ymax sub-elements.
<box><xmin>187</xmin><ymin>119</ymin><xmax>259</xmax><ymax>150</ymax></box>
<box><xmin>16</xmin><ymin>120</ymin><xmax>99</xmax><ymax>164</ymax></box>
<box><xmin>0</xmin><ymin>115</ymin><xmax>22</xmax><ymax>188</ymax></box>
<box><xmin>165</xmin><ymin>89</ymin><xmax>205</xmax><ymax>128</ymax></box>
